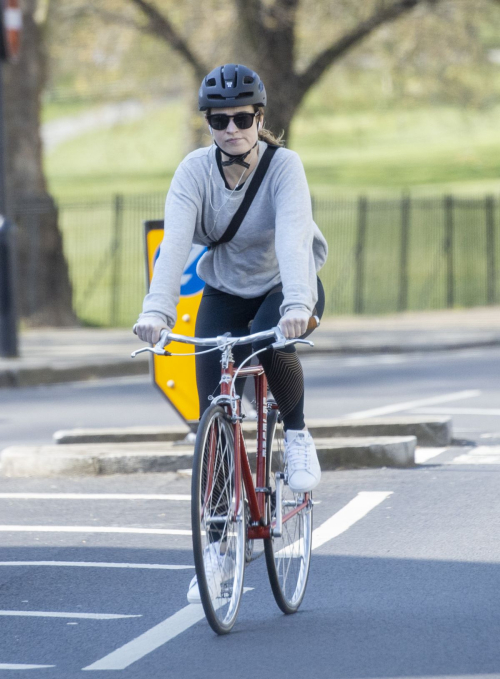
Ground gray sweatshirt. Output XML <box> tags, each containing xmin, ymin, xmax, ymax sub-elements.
<box><xmin>140</xmin><ymin>140</ymin><xmax>328</xmax><ymax>328</ymax></box>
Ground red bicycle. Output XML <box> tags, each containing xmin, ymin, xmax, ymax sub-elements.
<box><xmin>133</xmin><ymin>321</ymin><xmax>318</xmax><ymax>634</ymax></box>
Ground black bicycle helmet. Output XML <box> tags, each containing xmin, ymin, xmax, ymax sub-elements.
<box><xmin>198</xmin><ymin>63</ymin><xmax>267</xmax><ymax>111</ymax></box>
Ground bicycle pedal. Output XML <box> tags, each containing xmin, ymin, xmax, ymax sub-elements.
<box><xmin>221</xmin><ymin>582</ymin><xmax>233</xmax><ymax>598</ymax></box>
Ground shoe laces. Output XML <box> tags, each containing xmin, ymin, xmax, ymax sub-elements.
<box><xmin>286</xmin><ymin>432</ymin><xmax>311</xmax><ymax>471</ymax></box>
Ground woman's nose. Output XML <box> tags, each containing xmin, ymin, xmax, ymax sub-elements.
<box><xmin>226</xmin><ymin>118</ymin><xmax>238</xmax><ymax>133</ymax></box>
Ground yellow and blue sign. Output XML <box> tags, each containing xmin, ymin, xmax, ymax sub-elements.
<box><xmin>144</xmin><ymin>220</ymin><xmax>206</xmax><ymax>424</ymax></box>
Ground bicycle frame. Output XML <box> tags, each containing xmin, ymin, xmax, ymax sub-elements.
<box><xmin>215</xmin><ymin>345</ymin><xmax>310</xmax><ymax>542</ymax></box>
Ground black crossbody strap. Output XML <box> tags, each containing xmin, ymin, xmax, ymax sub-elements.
<box><xmin>209</xmin><ymin>145</ymin><xmax>279</xmax><ymax>249</ymax></box>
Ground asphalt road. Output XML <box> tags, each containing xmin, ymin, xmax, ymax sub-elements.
<box><xmin>1</xmin><ymin>348</ymin><xmax>500</xmax><ymax>677</ymax></box>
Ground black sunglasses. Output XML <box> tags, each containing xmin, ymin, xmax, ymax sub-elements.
<box><xmin>207</xmin><ymin>112</ymin><xmax>259</xmax><ymax>131</ymax></box>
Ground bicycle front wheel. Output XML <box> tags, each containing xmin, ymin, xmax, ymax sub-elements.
<box><xmin>191</xmin><ymin>404</ymin><xmax>246</xmax><ymax>634</ymax></box>
<box><xmin>264</xmin><ymin>407</ymin><xmax>313</xmax><ymax>614</ymax></box>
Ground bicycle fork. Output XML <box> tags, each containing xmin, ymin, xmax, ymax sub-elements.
<box><xmin>272</xmin><ymin>473</ymin><xmax>284</xmax><ymax>538</ymax></box>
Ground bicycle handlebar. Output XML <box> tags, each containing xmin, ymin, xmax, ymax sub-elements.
<box><xmin>131</xmin><ymin>316</ymin><xmax>320</xmax><ymax>358</ymax></box>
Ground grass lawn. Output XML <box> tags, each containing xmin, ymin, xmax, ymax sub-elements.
<box><xmin>43</xmin><ymin>99</ymin><xmax>500</xmax><ymax>326</ymax></box>
<box><xmin>44</xmin><ymin>99</ymin><xmax>500</xmax><ymax>200</ymax></box>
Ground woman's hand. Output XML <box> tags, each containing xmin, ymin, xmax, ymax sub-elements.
<box><xmin>133</xmin><ymin>316</ymin><xmax>171</xmax><ymax>345</ymax></box>
<box><xmin>278</xmin><ymin>309</ymin><xmax>310</xmax><ymax>339</ymax></box>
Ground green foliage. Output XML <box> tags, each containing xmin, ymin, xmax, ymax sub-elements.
<box><xmin>44</xmin><ymin>99</ymin><xmax>500</xmax><ymax>199</ymax></box>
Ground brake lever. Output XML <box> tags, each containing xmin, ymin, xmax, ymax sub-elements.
<box><xmin>131</xmin><ymin>346</ymin><xmax>172</xmax><ymax>358</ymax></box>
<box><xmin>271</xmin><ymin>325</ymin><xmax>314</xmax><ymax>350</ymax></box>
<box><xmin>131</xmin><ymin>328</ymin><xmax>172</xmax><ymax>358</ymax></box>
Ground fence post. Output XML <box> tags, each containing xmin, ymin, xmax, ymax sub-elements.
<box><xmin>111</xmin><ymin>194</ymin><xmax>123</xmax><ymax>326</ymax></box>
<box><xmin>354</xmin><ymin>196</ymin><xmax>368</xmax><ymax>314</ymax></box>
<box><xmin>398</xmin><ymin>194</ymin><xmax>410</xmax><ymax>312</ymax></box>
<box><xmin>485</xmin><ymin>195</ymin><xmax>496</xmax><ymax>306</ymax></box>
<box><xmin>0</xmin><ymin>217</ymin><xmax>18</xmax><ymax>357</ymax></box>
<box><xmin>444</xmin><ymin>195</ymin><xmax>454</xmax><ymax>309</ymax></box>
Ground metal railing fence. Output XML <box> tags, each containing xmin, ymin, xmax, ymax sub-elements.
<box><xmin>14</xmin><ymin>192</ymin><xmax>500</xmax><ymax>327</ymax></box>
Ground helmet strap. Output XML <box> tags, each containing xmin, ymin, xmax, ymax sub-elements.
<box><xmin>215</xmin><ymin>140</ymin><xmax>258</xmax><ymax>169</ymax></box>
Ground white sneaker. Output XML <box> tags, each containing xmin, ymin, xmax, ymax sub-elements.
<box><xmin>284</xmin><ymin>429</ymin><xmax>321</xmax><ymax>493</ymax></box>
<box><xmin>187</xmin><ymin>542</ymin><xmax>235</xmax><ymax>604</ymax></box>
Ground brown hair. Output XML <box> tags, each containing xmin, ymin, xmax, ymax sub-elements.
<box><xmin>255</xmin><ymin>107</ymin><xmax>285</xmax><ymax>147</ymax></box>
<box><xmin>205</xmin><ymin>106</ymin><xmax>285</xmax><ymax>147</ymax></box>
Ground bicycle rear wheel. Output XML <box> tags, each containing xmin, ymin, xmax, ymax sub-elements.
<box><xmin>191</xmin><ymin>404</ymin><xmax>246</xmax><ymax>634</ymax></box>
<box><xmin>264</xmin><ymin>407</ymin><xmax>312</xmax><ymax>614</ymax></box>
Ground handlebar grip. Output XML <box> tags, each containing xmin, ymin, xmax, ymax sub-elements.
<box><xmin>307</xmin><ymin>315</ymin><xmax>320</xmax><ymax>332</ymax></box>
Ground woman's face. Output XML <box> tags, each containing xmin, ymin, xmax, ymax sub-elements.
<box><xmin>208</xmin><ymin>105</ymin><xmax>260</xmax><ymax>157</ymax></box>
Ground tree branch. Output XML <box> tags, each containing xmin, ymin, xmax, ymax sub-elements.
<box><xmin>127</xmin><ymin>0</ymin><xmax>207</xmax><ymax>79</ymax></box>
<box><xmin>80</xmin><ymin>5</ymin><xmax>147</xmax><ymax>34</ymax></box>
<box><xmin>297</xmin><ymin>0</ymin><xmax>439</xmax><ymax>97</ymax></box>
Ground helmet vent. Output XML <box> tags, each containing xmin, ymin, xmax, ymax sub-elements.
<box><xmin>206</xmin><ymin>78</ymin><xmax>216</xmax><ymax>87</ymax></box>
<box><xmin>243</xmin><ymin>76</ymin><xmax>254</xmax><ymax>84</ymax></box>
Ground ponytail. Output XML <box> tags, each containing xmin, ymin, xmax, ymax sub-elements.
<box><xmin>255</xmin><ymin>106</ymin><xmax>285</xmax><ymax>147</ymax></box>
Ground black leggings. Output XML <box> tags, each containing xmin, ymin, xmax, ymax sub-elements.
<box><xmin>195</xmin><ymin>278</ymin><xmax>325</xmax><ymax>431</ymax></box>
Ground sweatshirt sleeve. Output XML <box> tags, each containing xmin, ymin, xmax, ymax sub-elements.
<box><xmin>273</xmin><ymin>152</ymin><xmax>318</xmax><ymax>316</ymax></box>
<box><xmin>139</xmin><ymin>161</ymin><xmax>200</xmax><ymax>327</ymax></box>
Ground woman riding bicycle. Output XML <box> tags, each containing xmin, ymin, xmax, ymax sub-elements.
<box><xmin>134</xmin><ymin>64</ymin><xmax>328</xmax><ymax>599</ymax></box>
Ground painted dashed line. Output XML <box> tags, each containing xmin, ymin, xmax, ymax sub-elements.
<box><xmin>0</xmin><ymin>562</ymin><xmax>194</xmax><ymax>570</ymax></box>
<box><xmin>0</xmin><ymin>526</ymin><xmax>191</xmax><ymax>536</ymax></box>
<box><xmin>0</xmin><ymin>611</ymin><xmax>141</xmax><ymax>620</ymax></box>
<box><xmin>0</xmin><ymin>664</ymin><xmax>56</xmax><ymax>670</ymax></box>
<box><xmin>345</xmin><ymin>389</ymin><xmax>480</xmax><ymax>419</ymax></box>
<box><xmin>0</xmin><ymin>493</ymin><xmax>191</xmax><ymax>501</ymax></box>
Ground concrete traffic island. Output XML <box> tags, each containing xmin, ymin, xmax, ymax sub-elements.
<box><xmin>53</xmin><ymin>416</ymin><xmax>451</xmax><ymax>447</ymax></box>
<box><xmin>0</xmin><ymin>435</ymin><xmax>416</xmax><ymax>477</ymax></box>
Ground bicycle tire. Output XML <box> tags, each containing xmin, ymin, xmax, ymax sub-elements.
<box><xmin>191</xmin><ymin>404</ymin><xmax>246</xmax><ymax>634</ymax></box>
<box><xmin>264</xmin><ymin>407</ymin><xmax>313</xmax><ymax>614</ymax></box>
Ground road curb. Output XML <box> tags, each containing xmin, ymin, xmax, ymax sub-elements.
<box><xmin>54</xmin><ymin>416</ymin><xmax>451</xmax><ymax>448</ymax></box>
<box><xmin>0</xmin><ymin>360</ymin><xmax>148</xmax><ymax>388</ymax></box>
<box><xmin>1</xmin><ymin>436</ymin><xmax>416</xmax><ymax>477</ymax></box>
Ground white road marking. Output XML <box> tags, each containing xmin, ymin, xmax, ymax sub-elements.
<box><xmin>345</xmin><ymin>389</ymin><xmax>480</xmax><ymax>419</ymax></box>
<box><xmin>0</xmin><ymin>493</ymin><xmax>190</xmax><ymax>501</ymax></box>
<box><xmin>85</xmin><ymin>492</ymin><xmax>391</xmax><ymax>669</ymax></box>
<box><xmin>283</xmin><ymin>490</ymin><xmax>392</xmax><ymax>556</ymax></box>
<box><xmin>0</xmin><ymin>664</ymin><xmax>55</xmax><ymax>670</ymax></box>
<box><xmin>0</xmin><ymin>611</ymin><xmax>140</xmax><ymax>620</ymax></box>
<box><xmin>0</xmin><ymin>526</ymin><xmax>191</xmax><ymax>536</ymax></box>
<box><xmin>451</xmin><ymin>446</ymin><xmax>500</xmax><ymax>464</ymax></box>
<box><xmin>415</xmin><ymin>448</ymin><xmax>447</xmax><ymax>464</ymax></box>
<box><xmin>83</xmin><ymin>605</ymin><xmax>206</xmax><ymax>670</ymax></box>
<box><xmin>83</xmin><ymin>589</ymin><xmax>254</xmax><ymax>671</ymax></box>
<box><xmin>276</xmin><ymin>491</ymin><xmax>392</xmax><ymax>558</ymax></box>
<box><xmin>0</xmin><ymin>562</ymin><xmax>194</xmax><ymax>570</ymax></box>
<box><xmin>311</xmin><ymin>491</ymin><xmax>392</xmax><ymax>551</ymax></box>
<box><xmin>411</xmin><ymin>407</ymin><xmax>500</xmax><ymax>416</ymax></box>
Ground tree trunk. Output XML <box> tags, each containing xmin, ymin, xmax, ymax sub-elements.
<box><xmin>3</xmin><ymin>0</ymin><xmax>77</xmax><ymax>326</ymax></box>
<box><xmin>237</xmin><ymin>0</ymin><xmax>301</xmax><ymax>145</ymax></box>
